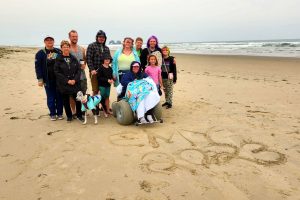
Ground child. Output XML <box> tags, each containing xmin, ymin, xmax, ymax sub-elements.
<box><xmin>97</xmin><ymin>54</ymin><xmax>114</xmax><ymax>117</ymax></box>
<box><xmin>161</xmin><ymin>46</ymin><xmax>177</xmax><ymax>109</ymax></box>
<box><xmin>145</xmin><ymin>55</ymin><xmax>163</xmax><ymax>95</ymax></box>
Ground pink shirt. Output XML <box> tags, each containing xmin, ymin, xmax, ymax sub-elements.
<box><xmin>145</xmin><ymin>65</ymin><xmax>161</xmax><ymax>85</ymax></box>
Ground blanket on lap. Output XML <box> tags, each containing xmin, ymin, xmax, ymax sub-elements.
<box><xmin>125</xmin><ymin>77</ymin><xmax>160</xmax><ymax>112</ymax></box>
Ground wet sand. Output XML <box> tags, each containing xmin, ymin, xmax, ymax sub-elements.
<box><xmin>0</xmin><ymin>47</ymin><xmax>300</xmax><ymax>199</ymax></box>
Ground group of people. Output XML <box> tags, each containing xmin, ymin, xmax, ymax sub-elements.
<box><xmin>35</xmin><ymin>29</ymin><xmax>177</xmax><ymax>123</ymax></box>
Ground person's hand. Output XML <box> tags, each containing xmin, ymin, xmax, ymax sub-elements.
<box><xmin>38</xmin><ymin>81</ymin><xmax>44</xmax><ymax>87</ymax></box>
<box><xmin>68</xmin><ymin>80</ymin><xmax>74</xmax><ymax>85</ymax></box>
<box><xmin>91</xmin><ymin>70</ymin><xmax>97</xmax><ymax>75</ymax></box>
<box><xmin>80</xmin><ymin>64</ymin><xmax>85</xmax><ymax>70</ymax></box>
<box><xmin>108</xmin><ymin>79</ymin><xmax>114</xmax><ymax>84</ymax></box>
<box><xmin>71</xmin><ymin>80</ymin><xmax>76</xmax><ymax>85</ymax></box>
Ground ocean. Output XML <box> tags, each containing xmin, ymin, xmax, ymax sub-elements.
<box><xmin>108</xmin><ymin>39</ymin><xmax>300</xmax><ymax>58</ymax></box>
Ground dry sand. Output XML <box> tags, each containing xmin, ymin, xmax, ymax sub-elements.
<box><xmin>0</xmin><ymin>47</ymin><xmax>300</xmax><ymax>200</ymax></box>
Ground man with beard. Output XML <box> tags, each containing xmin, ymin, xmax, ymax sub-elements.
<box><xmin>86</xmin><ymin>30</ymin><xmax>111</xmax><ymax>115</ymax></box>
<box><xmin>86</xmin><ymin>30</ymin><xmax>111</xmax><ymax>95</ymax></box>
<box><xmin>68</xmin><ymin>30</ymin><xmax>87</xmax><ymax>118</ymax></box>
<box><xmin>69</xmin><ymin>30</ymin><xmax>87</xmax><ymax>93</ymax></box>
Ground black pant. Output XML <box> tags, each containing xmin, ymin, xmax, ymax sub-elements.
<box><xmin>62</xmin><ymin>93</ymin><xmax>82</xmax><ymax>119</ymax></box>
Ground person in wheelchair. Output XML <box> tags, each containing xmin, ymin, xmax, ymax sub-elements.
<box><xmin>118</xmin><ymin>61</ymin><xmax>160</xmax><ymax>123</ymax></box>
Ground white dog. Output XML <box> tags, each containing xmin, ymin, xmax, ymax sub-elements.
<box><xmin>76</xmin><ymin>91</ymin><xmax>102</xmax><ymax>124</ymax></box>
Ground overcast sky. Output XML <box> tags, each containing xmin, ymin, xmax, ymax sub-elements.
<box><xmin>0</xmin><ymin>0</ymin><xmax>299</xmax><ymax>46</ymax></box>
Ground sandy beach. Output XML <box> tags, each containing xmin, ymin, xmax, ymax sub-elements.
<box><xmin>0</xmin><ymin>47</ymin><xmax>300</xmax><ymax>200</ymax></box>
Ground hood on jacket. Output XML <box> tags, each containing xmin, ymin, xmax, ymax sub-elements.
<box><xmin>95</xmin><ymin>30</ymin><xmax>107</xmax><ymax>44</ymax></box>
<box><xmin>130</xmin><ymin>61</ymin><xmax>142</xmax><ymax>73</ymax></box>
<box><xmin>130</xmin><ymin>61</ymin><xmax>145</xmax><ymax>80</ymax></box>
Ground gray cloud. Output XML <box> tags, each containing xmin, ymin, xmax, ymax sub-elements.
<box><xmin>0</xmin><ymin>0</ymin><xmax>299</xmax><ymax>45</ymax></box>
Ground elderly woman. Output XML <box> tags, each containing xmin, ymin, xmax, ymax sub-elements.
<box><xmin>54</xmin><ymin>40</ymin><xmax>83</xmax><ymax>122</ymax></box>
<box><xmin>112</xmin><ymin>37</ymin><xmax>140</xmax><ymax>87</ymax></box>
<box><xmin>120</xmin><ymin>61</ymin><xmax>160</xmax><ymax>123</ymax></box>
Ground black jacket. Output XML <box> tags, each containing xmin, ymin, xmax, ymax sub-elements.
<box><xmin>162</xmin><ymin>56</ymin><xmax>177</xmax><ymax>83</ymax></box>
<box><xmin>54</xmin><ymin>54</ymin><xmax>81</xmax><ymax>94</ymax></box>
<box><xmin>97</xmin><ymin>65</ymin><xmax>113</xmax><ymax>87</ymax></box>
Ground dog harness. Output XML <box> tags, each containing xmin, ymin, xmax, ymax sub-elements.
<box><xmin>81</xmin><ymin>94</ymin><xmax>101</xmax><ymax>112</ymax></box>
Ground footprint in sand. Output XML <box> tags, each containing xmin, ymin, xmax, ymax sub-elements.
<box><xmin>139</xmin><ymin>180</ymin><xmax>170</xmax><ymax>193</ymax></box>
<box><xmin>5</xmin><ymin>112</ymin><xmax>15</xmax><ymax>115</ymax></box>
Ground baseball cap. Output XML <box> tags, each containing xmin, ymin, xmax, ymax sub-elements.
<box><xmin>44</xmin><ymin>35</ymin><xmax>54</xmax><ymax>41</ymax></box>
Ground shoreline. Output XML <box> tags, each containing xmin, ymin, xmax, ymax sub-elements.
<box><xmin>1</xmin><ymin>46</ymin><xmax>300</xmax><ymax>60</ymax></box>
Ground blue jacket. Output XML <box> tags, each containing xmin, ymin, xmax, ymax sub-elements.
<box><xmin>35</xmin><ymin>48</ymin><xmax>61</xmax><ymax>87</ymax></box>
<box><xmin>112</xmin><ymin>48</ymin><xmax>140</xmax><ymax>87</ymax></box>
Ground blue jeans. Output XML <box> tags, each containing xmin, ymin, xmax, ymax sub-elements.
<box><xmin>44</xmin><ymin>80</ymin><xmax>63</xmax><ymax>116</ymax></box>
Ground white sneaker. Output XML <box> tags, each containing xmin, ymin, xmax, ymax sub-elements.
<box><xmin>139</xmin><ymin>117</ymin><xmax>147</xmax><ymax>124</ymax></box>
<box><xmin>146</xmin><ymin>115</ymin><xmax>154</xmax><ymax>123</ymax></box>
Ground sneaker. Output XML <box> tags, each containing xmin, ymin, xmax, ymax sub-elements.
<box><xmin>162</xmin><ymin>102</ymin><xmax>168</xmax><ymax>107</ymax></box>
<box><xmin>139</xmin><ymin>117</ymin><xmax>147</xmax><ymax>124</ymax></box>
<box><xmin>67</xmin><ymin>117</ymin><xmax>72</xmax><ymax>122</ymax></box>
<box><xmin>166</xmin><ymin>104</ymin><xmax>172</xmax><ymax>109</ymax></box>
<box><xmin>146</xmin><ymin>115</ymin><xmax>154</xmax><ymax>123</ymax></box>
<box><xmin>72</xmin><ymin>114</ymin><xmax>77</xmax><ymax>119</ymax></box>
<box><xmin>57</xmin><ymin>115</ymin><xmax>64</xmax><ymax>120</ymax></box>
<box><xmin>77</xmin><ymin>116</ymin><xmax>84</xmax><ymax>123</ymax></box>
<box><xmin>50</xmin><ymin>115</ymin><xmax>57</xmax><ymax>121</ymax></box>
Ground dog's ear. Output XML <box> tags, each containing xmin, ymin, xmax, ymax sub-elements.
<box><xmin>76</xmin><ymin>91</ymin><xmax>83</xmax><ymax>101</ymax></box>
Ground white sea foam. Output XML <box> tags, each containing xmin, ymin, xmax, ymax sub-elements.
<box><xmin>156</xmin><ymin>40</ymin><xmax>300</xmax><ymax>58</ymax></box>
<box><xmin>104</xmin><ymin>39</ymin><xmax>300</xmax><ymax>58</ymax></box>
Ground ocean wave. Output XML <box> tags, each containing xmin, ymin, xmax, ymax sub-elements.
<box><xmin>262</xmin><ymin>42</ymin><xmax>299</xmax><ymax>48</ymax></box>
<box><xmin>104</xmin><ymin>40</ymin><xmax>300</xmax><ymax>58</ymax></box>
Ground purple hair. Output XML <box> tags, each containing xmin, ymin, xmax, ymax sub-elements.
<box><xmin>146</xmin><ymin>35</ymin><xmax>160</xmax><ymax>49</ymax></box>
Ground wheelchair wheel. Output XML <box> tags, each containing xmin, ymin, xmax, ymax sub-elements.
<box><xmin>152</xmin><ymin>102</ymin><xmax>162</xmax><ymax>121</ymax></box>
<box><xmin>111</xmin><ymin>101</ymin><xmax>118</xmax><ymax>117</ymax></box>
<box><xmin>116</xmin><ymin>100</ymin><xmax>134</xmax><ymax>125</ymax></box>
